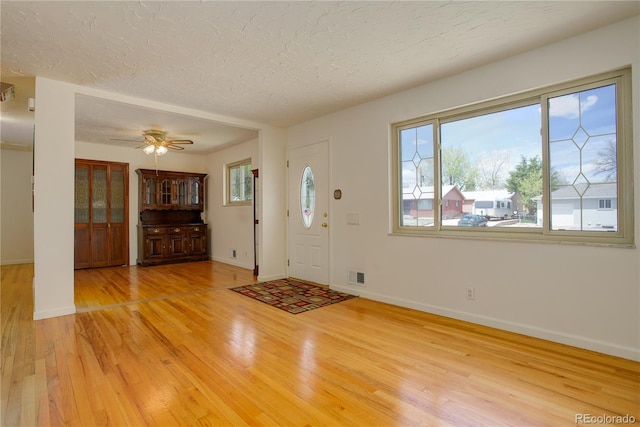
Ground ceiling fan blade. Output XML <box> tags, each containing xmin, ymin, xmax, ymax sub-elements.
<box><xmin>167</xmin><ymin>139</ymin><xmax>194</xmax><ymax>144</ymax></box>
<box><xmin>110</xmin><ymin>138</ymin><xmax>143</xmax><ymax>142</ymax></box>
<box><xmin>135</xmin><ymin>143</ymin><xmax>151</xmax><ymax>149</ymax></box>
<box><xmin>167</xmin><ymin>145</ymin><xmax>185</xmax><ymax>150</ymax></box>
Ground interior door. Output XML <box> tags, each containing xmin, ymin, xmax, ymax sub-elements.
<box><xmin>74</xmin><ymin>160</ymin><xmax>129</xmax><ymax>269</ymax></box>
<box><xmin>288</xmin><ymin>141</ymin><xmax>329</xmax><ymax>285</ymax></box>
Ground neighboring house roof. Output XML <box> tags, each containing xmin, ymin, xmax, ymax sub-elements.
<box><xmin>402</xmin><ymin>185</ymin><xmax>463</xmax><ymax>200</ymax></box>
<box><xmin>462</xmin><ymin>189</ymin><xmax>516</xmax><ymax>201</ymax></box>
<box><xmin>532</xmin><ymin>182</ymin><xmax>617</xmax><ymax>201</ymax></box>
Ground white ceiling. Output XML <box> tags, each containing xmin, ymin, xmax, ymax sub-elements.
<box><xmin>1</xmin><ymin>1</ymin><xmax>639</xmax><ymax>154</ymax></box>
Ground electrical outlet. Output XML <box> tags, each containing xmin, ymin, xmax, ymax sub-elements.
<box><xmin>466</xmin><ymin>287</ymin><xmax>475</xmax><ymax>300</ymax></box>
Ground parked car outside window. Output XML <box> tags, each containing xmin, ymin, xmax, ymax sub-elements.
<box><xmin>457</xmin><ymin>214</ymin><xmax>488</xmax><ymax>227</ymax></box>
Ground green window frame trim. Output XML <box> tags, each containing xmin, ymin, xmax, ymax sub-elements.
<box><xmin>391</xmin><ymin>68</ymin><xmax>634</xmax><ymax>247</ymax></box>
<box><xmin>226</xmin><ymin>158</ymin><xmax>253</xmax><ymax>206</ymax></box>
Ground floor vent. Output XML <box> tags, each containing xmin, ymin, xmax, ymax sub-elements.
<box><xmin>348</xmin><ymin>270</ymin><xmax>365</xmax><ymax>286</ymax></box>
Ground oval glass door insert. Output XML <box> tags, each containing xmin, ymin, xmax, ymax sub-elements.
<box><xmin>300</xmin><ymin>166</ymin><xmax>315</xmax><ymax>228</ymax></box>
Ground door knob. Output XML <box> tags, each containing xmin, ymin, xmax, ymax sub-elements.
<box><xmin>322</xmin><ymin>222</ymin><xmax>328</xmax><ymax>228</ymax></box>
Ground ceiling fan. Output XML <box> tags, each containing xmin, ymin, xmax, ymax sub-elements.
<box><xmin>114</xmin><ymin>129</ymin><xmax>194</xmax><ymax>155</ymax></box>
<box><xmin>112</xmin><ymin>129</ymin><xmax>194</xmax><ymax>171</ymax></box>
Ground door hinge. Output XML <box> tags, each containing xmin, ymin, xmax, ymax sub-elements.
<box><xmin>286</xmin><ymin>160</ymin><xmax>289</xmax><ymax>167</ymax></box>
<box><xmin>287</xmin><ymin>209</ymin><xmax>289</xmax><ymax>217</ymax></box>
<box><xmin>287</xmin><ymin>259</ymin><xmax>290</xmax><ymax>266</ymax></box>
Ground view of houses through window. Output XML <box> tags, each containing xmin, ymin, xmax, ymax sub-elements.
<box><xmin>395</xmin><ymin>69</ymin><xmax>631</xmax><ymax>244</ymax></box>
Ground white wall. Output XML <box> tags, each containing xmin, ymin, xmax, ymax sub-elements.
<box><xmin>0</xmin><ymin>149</ymin><xmax>34</xmax><ymax>264</ymax></box>
<box><xmin>288</xmin><ymin>17</ymin><xmax>640</xmax><ymax>360</ymax></box>
<box><xmin>207</xmin><ymin>139</ymin><xmax>258</xmax><ymax>269</ymax></box>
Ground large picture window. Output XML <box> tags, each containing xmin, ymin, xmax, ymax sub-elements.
<box><xmin>392</xmin><ymin>69</ymin><xmax>633</xmax><ymax>246</ymax></box>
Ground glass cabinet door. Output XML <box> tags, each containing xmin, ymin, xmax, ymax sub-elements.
<box><xmin>178</xmin><ymin>180</ymin><xmax>188</xmax><ymax>206</ymax></box>
<box><xmin>144</xmin><ymin>177</ymin><xmax>156</xmax><ymax>207</ymax></box>
<box><xmin>189</xmin><ymin>178</ymin><xmax>200</xmax><ymax>207</ymax></box>
<box><xmin>160</xmin><ymin>179</ymin><xmax>172</xmax><ymax>205</ymax></box>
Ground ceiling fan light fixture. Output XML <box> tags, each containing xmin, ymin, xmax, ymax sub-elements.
<box><xmin>143</xmin><ymin>144</ymin><xmax>155</xmax><ymax>155</ymax></box>
<box><xmin>156</xmin><ymin>145</ymin><xmax>168</xmax><ymax>156</ymax></box>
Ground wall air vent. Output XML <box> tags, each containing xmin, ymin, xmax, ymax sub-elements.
<box><xmin>348</xmin><ymin>270</ymin><xmax>365</xmax><ymax>286</ymax></box>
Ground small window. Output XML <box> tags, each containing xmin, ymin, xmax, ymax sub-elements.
<box><xmin>226</xmin><ymin>159</ymin><xmax>252</xmax><ymax>206</ymax></box>
<box><xmin>599</xmin><ymin>199</ymin><xmax>612</xmax><ymax>209</ymax></box>
<box><xmin>300</xmin><ymin>166</ymin><xmax>315</xmax><ymax>228</ymax></box>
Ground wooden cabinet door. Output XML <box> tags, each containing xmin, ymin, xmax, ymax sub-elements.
<box><xmin>188</xmin><ymin>226</ymin><xmax>207</xmax><ymax>256</ymax></box>
<box><xmin>144</xmin><ymin>228</ymin><xmax>166</xmax><ymax>260</ymax></box>
<box><xmin>168</xmin><ymin>227</ymin><xmax>188</xmax><ymax>257</ymax></box>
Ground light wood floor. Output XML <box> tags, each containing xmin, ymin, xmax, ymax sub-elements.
<box><xmin>2</xmin><ymin>262</ymin><xmax>638</xmax><ymax>426</ymax></box>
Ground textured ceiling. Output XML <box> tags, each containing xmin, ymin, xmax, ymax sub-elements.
<box><xmin>73</xmin><ymin>96</ymin><xmax>260</xmax><ymax>154</ymax></box>
<box><xmin>1</xmin><ymin>1</ymin><xmax>639</xmax><ymax>153</ymax></box>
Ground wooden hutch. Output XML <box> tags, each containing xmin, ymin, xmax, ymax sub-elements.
<box><xmin>136</xmin><ymin>169</ymin><xmax>209</xmax><ymax>266</ymax></box>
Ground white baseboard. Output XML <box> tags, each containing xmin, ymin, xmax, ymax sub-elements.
<box><xmin>210</xmin><ymin>257</ymin><xmax>285</xmax><ymax>282</ymax></box>
<box><xmin>257</xmin><ymin>273</ymin><xmax>287</xmax><ymax>282</ymax></box>
<box><xmin>331</xmin><ymin>284</ymin><xmax>640</xmax><ymax>362</ymax></box>
<box><xmin>33</xmin><ymin>305</ymin><xmax>76</xmax><ymax>321</ymax></box>
<box><xmin>0</xmin><ymin>258</ymin><xmax>34</xmax><ymax>265</ymax></box>
<box><xmin>211</xmin><ymin>256</ymin><xmax>254</xmax><ymax>270</ymax></box>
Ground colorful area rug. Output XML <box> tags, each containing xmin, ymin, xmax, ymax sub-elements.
<box><xmin>230</xmin><ymin>279</ymin><xmax>357</xmax><ymax>314</ymax></box>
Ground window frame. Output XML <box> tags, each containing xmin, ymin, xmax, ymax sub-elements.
<box><xmin>225</xmin><ymin>158</ymin><xmax>253</xmax><ymax>206</ymax></box>
<box><xmin>391</xmin><ymin>68</ymin><xmax>634</xmax><ymax>247</ymax></box>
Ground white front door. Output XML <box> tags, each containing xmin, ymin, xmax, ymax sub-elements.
<box><xmin>288</xmin><ymin>141</ymin><xmax>329</xmax><ymax>285</ymax></box>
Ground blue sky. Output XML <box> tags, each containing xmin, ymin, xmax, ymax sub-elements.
<box><xmin>401</xmin><ymin>82</ymin><xmax>617</xmax><ymax>190</ymax></box>
<box><xmin>440</xmin><ymin>103</ymin><xmax>541</xmax><ymax>167</ymax></box>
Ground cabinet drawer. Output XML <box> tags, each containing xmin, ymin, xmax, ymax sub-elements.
<box><xmin>188</xmin><ymin>225</ymin><xmax>206</xmax><ymax>234</ymax></box>
<box><xmin>146</xmin><ymin>227</ymin><xmax>166</xmax><ymax>235</ymax></box>
<box><xmin>168</xmin><ymin>226</ymin><xmax>185</xmax><ymax>234</ymax></box>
